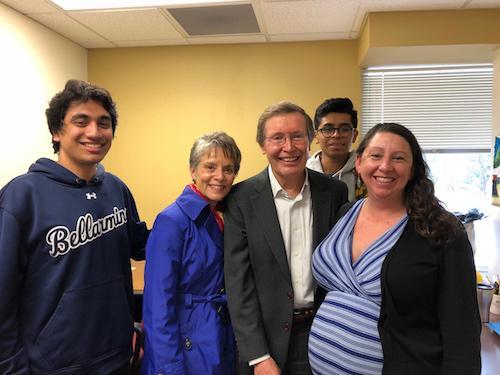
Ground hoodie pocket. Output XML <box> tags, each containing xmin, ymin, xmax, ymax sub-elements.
<box><xmin>35</xmin><ymin>277</ymin><xmax>132</xmax><ymax>370</ymax></box>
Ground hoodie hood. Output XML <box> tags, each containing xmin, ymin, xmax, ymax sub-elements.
<box><xmin>28</xmin><ymin>158</ymin><xmax>105</xmax><ymax>186</ymax></box>
<box><xmin>338</xmin><ymin>151</ymin><xmax>357</xmax><ymax>176</ymax></box>
<box><xmin>306</xmin><ymin>151</ymin><xmax>360</xmax><ymax>201</ymax></box>
<box><xmin>307</xmin><ymin>150</ymin><xmax>356</xmax><ymax>177</ymax></box>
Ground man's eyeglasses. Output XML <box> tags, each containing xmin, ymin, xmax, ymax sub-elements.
<box><xmin>265</xmin><ymin>133</ymin><xmax>308</xmax><ymax>146</ymax></box>
<box><xmin>317</xmin><ymin>125</ymin><xmax>353</xmax><ymax>138</ymax></box>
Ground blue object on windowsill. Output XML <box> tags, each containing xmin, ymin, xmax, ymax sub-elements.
<box><xmin>486</xmin><ymin>322</ymin><xmax>500</xmax><ymax>334</ymax></box>
<box><xmin>453</xmin><ymin>208</ymin><xmax>484</xmax><ymax>224</ymax></box>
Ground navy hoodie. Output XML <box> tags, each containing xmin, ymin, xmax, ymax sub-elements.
<box><xmin>0</xmin><ymin>158</ymin><xmax>148</xmax><ymax>374</ymax></box>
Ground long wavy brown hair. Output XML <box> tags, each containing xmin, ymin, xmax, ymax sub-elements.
<box><xmin>356</xmin><ymin>123</ymin><xmax>463</xmax><ymax>247</ymax></box>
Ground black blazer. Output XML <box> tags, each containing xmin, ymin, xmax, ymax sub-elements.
<box><xmin>379</xmin><ymin>222</ymin><xmax>481</xmax><ymax>375</ymax></box>
<box><xmin>224</xmin><ymin>168</ymin><xmax>348</xmax><ymax>372</ymax></box>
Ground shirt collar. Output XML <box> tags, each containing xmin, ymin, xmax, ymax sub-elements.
<box><xmin>268</xmin><ymin>165</ymin><xmax>309</xmax><ymax>199</ymax></box>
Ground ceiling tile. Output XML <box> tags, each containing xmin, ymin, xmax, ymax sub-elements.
<box><xmin>69</xmin><ymin>8</ymin><xmax>183</xmax><ymax>41</ymax></box>
<box><xmin>360</xmin><ymin>0</ymin><xmax>465</xmax><ymax>13</ymax></box>
<box><xmin>167</xmin><ymin>4</ymin><xmax>260</xmax><ymax>36</ymax></box>
<box><xmin>5</xmin><ymin>0</ymin><xmax>500</xmax><ymax>48</ymax></box>
<box><xmin>30</xmin><ymin>12</ymin><xmax>114</xmax><ymax>48</ymax></box>
<box><xmin>114</xmin><ymin>38</ymin><xmax>188</xmax><ymax>47</ymax></box>
<box><xmin>269</xmin><ymin>31</ymin><xmax>351</xmax><ymax>42</ymax></box>
<box><xmin>186</xmin><ymin>34</ymin><xmax>267</xmax><ymax>44</ymax></box>
<box><xmin>1</xmin><ymin>0</ymin><xmax>59</xmax><ymax>14</ymax></box>
<box><xmin>261</xmin><ymin>0</ymin><xmax>361</xmax><ymax>35</ymax></box>
<box><xmin>466</xmin><ymin>0</ymin><xmax>500</xmax><ymax>8</ymax></box>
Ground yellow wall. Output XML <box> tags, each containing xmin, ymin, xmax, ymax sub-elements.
<box><xmin>0</xmin><ymin>3</ymin><xmax>87</xmax><ymax>188</ymax></box>
<box><xmin>367</xmin><ymin>9</ymin><xmax>500</xmax><ymax>48</ymax></box>
<box><xmin>89</xmin><ymin>40</ymin><xmax>359</xmax><ymax>224</ymax></box>
<box><xmin>357</xmin><ymin>16</ymin><xmax>370</xmax><ymax>67</ymax></box>
<box><xmin>359</xmin><ymin>9</ymin><xmax>500</xmax><ymax>66</ymax></box>
<box><xmin>88</xmin><ymin>9</ymin><xmax>500</xmax><ymax>225</ymax></box>
<box><xmin>358</xmin><ymin>9</ymin><xmax>500</xmax><ymax>139</ymax></box>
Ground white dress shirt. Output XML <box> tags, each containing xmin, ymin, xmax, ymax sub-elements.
<box><xmin>268</xmin><ymin>165</ymin><xmax>315</xmax><ymax>309</ymax></box>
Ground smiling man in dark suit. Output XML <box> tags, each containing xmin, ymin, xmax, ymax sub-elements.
<box><xmin>224</xmin><ymin>101</ymin><xmax>348</xmax><ymax>375</ymax></box>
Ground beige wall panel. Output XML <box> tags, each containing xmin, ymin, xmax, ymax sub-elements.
<box><xmin>88</xmin><ymin>40</ymin><xmax>360</xmax><ymax>224</ymax></box>
<box><xmin>0</xmin><ymin>3</ymin><xmax>87</xmax><ymax>188</ymax></box>
<box><xmin>368</xmin><ymin>9</ymin><xmax>500</xmax><ymax>48</ymax></box>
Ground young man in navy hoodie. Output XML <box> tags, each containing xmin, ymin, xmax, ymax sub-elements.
<box><xmin>0</xmin><ymin>80</ymin><xmax>148</xmax><ymax>374</ymax></box>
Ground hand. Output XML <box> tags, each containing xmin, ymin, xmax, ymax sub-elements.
<box><xmin>254</xmin><ymin>357</ymin><xmax>281</xmax><ymax>375</ymax></box>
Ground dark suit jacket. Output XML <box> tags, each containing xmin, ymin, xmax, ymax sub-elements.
<box><xmin>224</xmin><ymin>168</ymin><xmax>348</xmax><ymax>373</ymax></box>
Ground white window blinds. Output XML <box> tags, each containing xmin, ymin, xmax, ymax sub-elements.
<box><xmin>361</xmin><ymin>65</ymin><xmax>493</xmax><ymax>152</ymax></box>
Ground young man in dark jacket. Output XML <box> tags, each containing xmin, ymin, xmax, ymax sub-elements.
<box><xmin>0</xmin><ymin>80</ymin><xmax>148</xmax><ymax>374</ymax></box>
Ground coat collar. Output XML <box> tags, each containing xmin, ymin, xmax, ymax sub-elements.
<box><xmin>176</xmin><ymin>185</ymin><xmax>211</xmax><ymax>222</ymax></box>
<box><xmin>177</xmin><ymin>185</ymin><xmax>223</xmax><ymax>246</ymax></box>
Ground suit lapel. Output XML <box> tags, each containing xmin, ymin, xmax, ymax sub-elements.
<box><xmin>309</xmin><ymin>171</ymin><xmax>332</xmax><ymax>248</ymax></box>
<box><xmin>250</xmin><ymin>169</ymin><xmax>292</xmax><ymax>283</ymax></box>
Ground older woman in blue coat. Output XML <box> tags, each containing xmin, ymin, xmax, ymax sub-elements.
<box><xmin>142</xmin><ymin>132</ymin><xmax>241</xmax><ymax>375</ymax></box>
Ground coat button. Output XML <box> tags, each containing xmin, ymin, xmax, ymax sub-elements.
<box><xmin>287</xmin><ymin>291</ymin><xmax>293</xmax><ymax>300</ymax></box>
<box><xmin>184</xmin><ymin>337</ymin><xmax>192</xmax><ymax>350</ymax></box>
<box><xmin>283</xmin><ymin>322</ymin><xmax>290</xmax><ymax>331</ymax></box>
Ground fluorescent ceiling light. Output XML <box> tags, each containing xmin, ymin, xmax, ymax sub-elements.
<box><xmin>50</xmin><ymin>0</ymin><xmax>243</xmax><ymax>11</ymax></box>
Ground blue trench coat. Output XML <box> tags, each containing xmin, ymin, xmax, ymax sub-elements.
<box><xmin>142</xmin><ymin>187</ymin><xmax>235</xmax><ymax>375</ymax></box>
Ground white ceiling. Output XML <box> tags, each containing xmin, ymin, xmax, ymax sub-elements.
<box><xmin>2</xmin><ymin>0</ymin><xmax>500</xmax><ymax>49</ymax></box>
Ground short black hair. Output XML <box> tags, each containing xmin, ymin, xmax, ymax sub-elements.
<box><xmin>46</xmin><ymin>79</ymin><xmax>118</xmax><ymax>153</ymax></box>
<box><xmin>313</xmin><ymin>98</ymin><xmax>357</xmax><ymax>130</ymax></box>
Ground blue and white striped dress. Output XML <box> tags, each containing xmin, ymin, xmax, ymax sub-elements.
<box><xmin>308</xmin><ymin>199</ymin><xmax>408</xmax><ymax>375</ymax></box>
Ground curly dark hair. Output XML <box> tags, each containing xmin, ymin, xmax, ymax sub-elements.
<box><xmin>313</xmin><ymin>98</ymin><xmax>358</xmax><ymax>130</ymax></box>
<box><xmin>356</xmin><ymin>123</ymin><xmax>463</xmax><ymax>247</ymax></box>
<box><xmin>46</xmin><ymin>79</ymin><xmax>118</xmax><ymax>153</ymax></box>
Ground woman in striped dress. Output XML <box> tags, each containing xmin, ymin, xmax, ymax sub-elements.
<box><xmin>309</xmin><ymin>197</ymin><xmax>407</xmax><ymax>374</ymax></box>
<box><xmin>309</xmin><ymin>123</ymin><xmax>480</xmax><ymax>374</ymax></box>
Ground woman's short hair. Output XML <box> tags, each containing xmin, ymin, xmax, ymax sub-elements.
<box><xmin>256</xmin><ymin>101</ymin><xmax>314</xmax><ymax>146</ymax></box>
<box><xmin>189</xmin><ymin>131</ymin><xmax>242</xmax><ymax>174</ymax></box>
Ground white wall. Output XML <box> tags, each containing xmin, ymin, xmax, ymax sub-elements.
<box><xmin>0</xmin><ymin>3</ymin><xmax>87</xmax><ymax>187</ymax></box>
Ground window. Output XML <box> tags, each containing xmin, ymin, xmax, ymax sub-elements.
<box><xmin>361</xmin><ymin>64</ymin><xmax>493</xmax><ymax>212</ymax></box>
